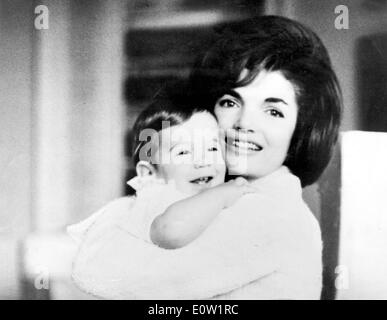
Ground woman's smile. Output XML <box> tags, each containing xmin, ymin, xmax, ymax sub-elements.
<box><xmin>225</xmin><ymin>130</ymin><xmax>264</xmax><ymax>155</ymax></box>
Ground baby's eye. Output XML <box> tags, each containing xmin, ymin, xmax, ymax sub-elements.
<box><xmin>266</xmin><ymin>108</ymin><xmax>284</xmax><ymax>118</ymax></box>
<box><xmin>208</xmin><ymin>147</ymin><xmax>218</xmax><ymax>152</ymax></box>
<box><xmin>217</xmin><ymin>98</ymin><xmax>238</xmax><ymax>109</ymax></box>
<box><xmin>177</xmin><ymin>150</ymin><xmax>191</xmax><ymax>156</ymax></box>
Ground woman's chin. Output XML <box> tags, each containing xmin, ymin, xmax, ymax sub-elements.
<box><xmin>225</xmin><ymin>157</ymin><xmax>266</xmax><ymax>180</ymax></box>
<box><xmin>225</xmin><ymin>152</ymin><xmax>255</xmax><ymax>177</ymax></box>
<box><xmin>226</xmin><ymin>162</ymin><xmax>249</xmax><ymax>177</ymax></box>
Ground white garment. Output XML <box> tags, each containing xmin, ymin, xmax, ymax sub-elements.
<box><xmin>70</xmin><ymin>167</ymin><xmax>322</xmax><ymax>300</ymax></box>
<box><xmin>67</xmin><ymin>176</ymin><xmax>188</xmax><ymax>244</ymax></box>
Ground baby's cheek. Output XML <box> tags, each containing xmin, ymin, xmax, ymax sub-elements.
<box><xmin>216</xmin><ymin>164</ymin><xmax>227</xmax><ymax>180</ymax></box>
<box><xmin>159</xmin><ymin>164</ymin><xmax>179</xmax><ymax>180</ymax></box>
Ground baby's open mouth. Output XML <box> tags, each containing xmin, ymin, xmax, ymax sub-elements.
<box><xmin>190</xmin><ymin>176</ymin><xmax>214</xmax><ymax>185</ymax></box>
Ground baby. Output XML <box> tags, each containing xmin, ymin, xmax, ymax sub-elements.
<box><xmin>68</xmin><ymin>94</ymin><xmax>255</xmax><ymax>250</ymax></box>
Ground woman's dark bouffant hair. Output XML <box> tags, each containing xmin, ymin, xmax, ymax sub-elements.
<box><xmin>130</xmin><ymin>84</ymin><xmax>206</xmax><ymax>165</ymax></box>
<box><xmin>189</xmin><ymin>15</ymin><xmax>343</xmax><ymax>187</ymax></box>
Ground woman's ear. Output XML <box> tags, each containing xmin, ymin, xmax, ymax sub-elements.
<box><xmin>136</xmin><ymin>161</ymin><xmax>157</xmax><ymax>178</ymax></box>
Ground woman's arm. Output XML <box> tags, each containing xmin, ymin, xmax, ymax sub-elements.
<box><xmin>72</xmin><ymin>221</ymin><xmax>278</xmax><ymax>299</ymax></box>
<box><xmin>72</xmin><ymin>192</ymin><xmax>287</xmax><ymax>300</ymax></box>
<box><xmin>150</xmin><ymin>178</ymin><xmax>256</xmax><ymax>249</ymax></box>
<box><xmin>72</xmin><ymin>169</ymin><xmax>322</xmax><ymax>300</ymax></box>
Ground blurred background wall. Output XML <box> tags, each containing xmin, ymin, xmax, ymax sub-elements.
<box><xmin>0</xmin><ymin>0</ymin><xmax>127</xmax><ymax>299</ymax></box>
<box><xmin>1</xmin><ymin>0</ymin><xmax>387</xmax><ymax>299</ymax></box>
<box><xmin>0</xmin><ymin>0</ymin><xmax>34</xmax><ymax>299</ymax></box>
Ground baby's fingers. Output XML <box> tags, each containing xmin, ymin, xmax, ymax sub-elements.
<box><xmin>229</xmin><ymin>177</ymin><xmax>249</xmax><ymax>186</ymax></box>
<box><xmin>240</xmin><ymin>185</ymin><xmax>258</xmax><ymax>195</ymax></box>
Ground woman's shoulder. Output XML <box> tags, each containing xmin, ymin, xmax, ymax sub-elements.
<box><xmin>250</xmin><ymin>166</ymin><xmax>302</xmax><ymax>197</ymax></box>
<box><xmin>231</xmin><ymin>166</ymin><xmax>321</xmax><ymax>236</ymax></box>
<box><xmin>236</xmin><ymin>166</ymin><xmax>302</xmax><ymax>213</ymax></box>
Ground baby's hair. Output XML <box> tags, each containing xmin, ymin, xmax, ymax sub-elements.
<box><xmin>130</xmin><ymin>84</ymin><xmax>207</xmax><ymax>165</ymax></box>
<box><xmin>190</xmin><ymin>15</ymin><xmax>343</xmax><ymax>187</ymax></box>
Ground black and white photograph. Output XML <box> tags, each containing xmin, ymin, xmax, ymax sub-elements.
<box><xmin>1</xmin><ymin>0</ymin><xmax>387</xmax><ymax>301</ymax></box>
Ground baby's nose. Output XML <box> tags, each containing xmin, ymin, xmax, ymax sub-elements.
<box><xmin>193</xmin><ymin>160</ymin><xmax>211</xmax><ymax>169</ymax></box>
<box><xmin>193</xmin><ymin>154</ymin><xmax>213</xmax><ymax>168</ymax></box>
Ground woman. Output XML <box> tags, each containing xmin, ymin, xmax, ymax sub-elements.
<box><xmin>189</xmin><ymin>15</ymin><xmax>341</xmax><ymax>188</ymax></box>
<box><xmin>71</xmin><ymin>15</ymin><xmax>342</xmax><ymax>300</ymax></box>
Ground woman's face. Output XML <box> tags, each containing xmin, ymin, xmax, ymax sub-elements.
<box><xmin>214</xmin><ymin>70</ymin><xmax>298</xmax><ymax>180</ymax></box>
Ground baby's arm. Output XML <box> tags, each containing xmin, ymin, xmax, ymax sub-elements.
<box><xmin>150</xmin><ymin>178</ymin><xmax>256</xmax><ymax>249</ymax></box>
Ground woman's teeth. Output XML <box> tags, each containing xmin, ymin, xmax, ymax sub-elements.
<box><xmin>231</xmin><ymin>140</ymin><xmax>262</xmax><ymax>151</ymax></box>
<box><xmin>190</xmin><ymin>176</ymin><xmax>213</xmax><ymax>184</ymax></box>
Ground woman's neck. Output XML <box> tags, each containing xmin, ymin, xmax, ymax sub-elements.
<box><xmin>226</xmin><ymin>166</ymin><xmax>288</xmax><ymax>184</ymax></box>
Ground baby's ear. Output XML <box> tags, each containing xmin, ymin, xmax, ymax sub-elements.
<box><xmin>136</xmin><ymin>161</ymin><xmax>157</xmax><ymax>178</ymax></box>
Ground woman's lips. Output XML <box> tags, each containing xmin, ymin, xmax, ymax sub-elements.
<box><xmin>231</xmin><ymin>139</ymin><xmax>262</xmax><ymax>151</ymax></box>
<box><xmin>225</xmin><ymin>135</ymin><xmax>263</xmax><ymax>154</ymax></box>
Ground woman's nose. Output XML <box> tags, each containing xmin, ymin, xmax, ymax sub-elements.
<box><xmin>234</xmin><ymin>108</ymin><xmax>255</xmax><ymax>133</ymax></box>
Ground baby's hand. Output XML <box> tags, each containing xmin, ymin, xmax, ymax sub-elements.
<box><xmin>213</xmin><ymin>177</ymin><xmax>257</xmax><ymax>209</ymax></box>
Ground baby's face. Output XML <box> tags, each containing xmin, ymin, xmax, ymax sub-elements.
<box><xmin>154</xmin><ymin>112</ymin><xmax>226</xmax><ymax>195</ymax></box>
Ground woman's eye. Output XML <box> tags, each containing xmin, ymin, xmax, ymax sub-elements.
<box><xmin>267</xmin><ymin>108</ymin><xmax>284</xmax><ymax>118</ymax></box>
<box><xmin>208</xmin><ymin>147</ymin><xmax>218</xmax><ymax>152</ymax></box>
<box><xmin>218</xmin><ymin>99</ymin><xmax>238</xmax><ymax>108</ymax></box>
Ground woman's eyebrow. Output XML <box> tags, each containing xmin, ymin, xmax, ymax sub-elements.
<box><xmin>265</xmin><ymin>97</ymin><xmax>288</xmax><ymax>105</ymax></box>
<box><xmin>222</xmin><ymin>89</ymin><xmax>242</xmax><ymax>101</ymax></box>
